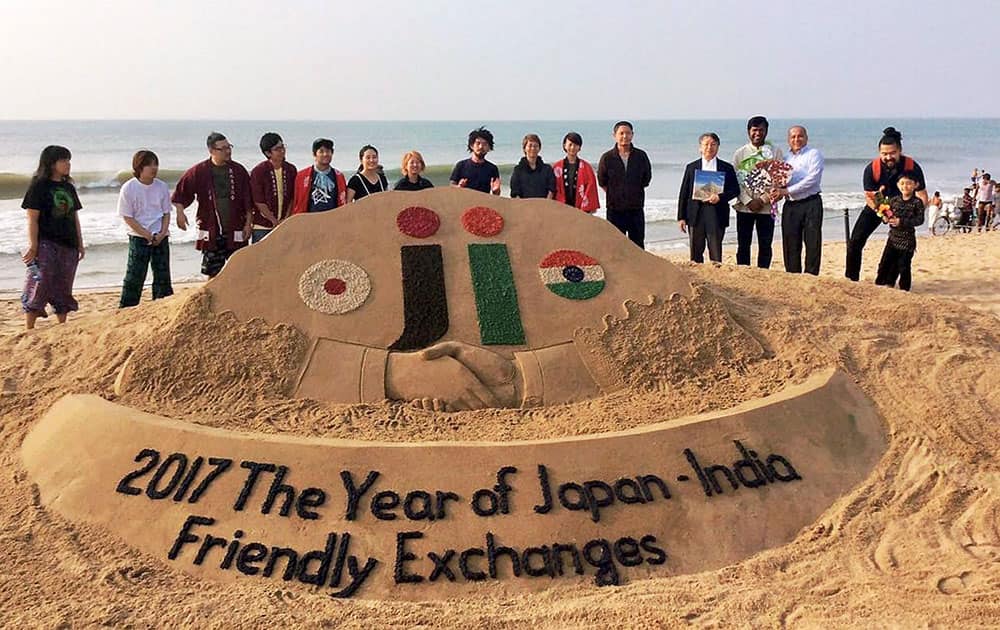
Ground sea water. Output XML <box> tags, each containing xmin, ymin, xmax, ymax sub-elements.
<box><xmin>1</xmin><ymin>119</ymin><xmax>998</xmax><ymax>290</ymax></box>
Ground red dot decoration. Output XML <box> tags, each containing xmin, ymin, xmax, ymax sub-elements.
<box><xmin>396</xmin><ymin>206</ymin><xmax>440</xmax><ymax>238</ymax></box>
<box><xmin>324</xmin><ymin>278</ymin><xmax>347</xmax><ymax>295</ymax></box>
<box><xmin>462</xmin><ymin>206</ymin><xmax>504</xmax><ymax>237</ymax></box>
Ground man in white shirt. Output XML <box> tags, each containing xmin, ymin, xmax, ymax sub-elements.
<box><xmin>773</xmin><ymin>126</ymin><xmax>825</xmax><ymax>275</ymax></box>
<box><xmin>976</xmin><ymin>172</ymin><xmax>995</xmax><ymax>232</ymax></box>
<box><xmin>733</xmin><ymin>116</ymin><xmax>783</xmax><ymax>268</ymax></box>
<box><xmin>118</xmin><ymin>149</ymin><xmax>173</xmax><ymax>307</ymax></box>
<box><xmin>676</xmin><ymin>132</ymin><xmax>740</xmax><ymax>263</ymax></box>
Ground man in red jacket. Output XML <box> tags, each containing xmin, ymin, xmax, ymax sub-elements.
<box><xmin>172</xmin><ymin>132</ymin><xmax>253</xmax><ymax>277</ymax></box>
<box><xmin>291</xmin><ymin>138</ymin><xmax>347</xmax><ymax>215</ymax></box>
<box><xmin>249</xmin><ymin>132</ymin><xmax>297</xmax><ymax>242</ymax></box>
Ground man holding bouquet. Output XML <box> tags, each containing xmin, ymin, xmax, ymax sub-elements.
<box><xmin>733</xmin><ymin>116</ymin><xmax>784</xmax><ymax>269</ymax></box>
<box><xmin>772</xmin><ymin>126</ymin><xmax>825</xmax><ymax>275</ymax></box>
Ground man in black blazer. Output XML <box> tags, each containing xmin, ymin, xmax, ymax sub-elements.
<box><xmin>677</xmin><ymin>133</ymin><xmax>740</xmax><ymax>263</ymax></box>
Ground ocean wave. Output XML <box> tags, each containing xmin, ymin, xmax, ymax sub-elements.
<box><xmin>0</xmin><ymin>170</ymin><xmax>188</xmax><ymax>200</ymax></box>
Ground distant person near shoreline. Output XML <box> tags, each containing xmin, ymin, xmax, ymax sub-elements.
<box><xmin>118</xmin><ymin>150</ymin><xmax>172</xmax><ymax>308</ymax></box>
<box><xmin>347</xmin><ymin>145</ymin><xmax>389</xmax><ymax>202</ymax></box>
<box><xmin>846</xmin><ymin>127</ymin><xmax>927</xmax><ymax>281</ymax></box>
<box><xmin>598</xmin><ymin>121</ymin><xmax>652</xmax><ymax>249</ymax></box>
<box><xmin>249</xmin><ymin>132</ymin><xmax>296</xmax><ymax>243</ymax></box>
<box><xmin>450</xmin><ymin>127</ymin><xmax>501</xmax><ymax>195</ymax></box>
<box><xmin>733</xmin><ymin>116</ymin><xmax>784</xmax><ymax>269</ymax></box>
<box><xmin>172</xmin><ymin>132</ymin><xmax>253</xmax><ymax>278</ymax></box>
<box><xmin>394</xmin><ymin>151</ymin><xmax>434</xmax><ymax>191</ymax></box>
<box><xmin>20</xmin><ymin>145</ymin><xmax>84</xmax><ymax>330</ymax></box>
<box><xmin>552</xmin><ymin>132</ymin><xmax>600</xmax><ymax>213</ymax></box>
<box><xmin>291</xmin><ymin>138</ymin><xmax>348</xmax><ymax>215</ymax></box>
<box><xmin>976</xmin><ymin>173</ymin><xmax>994</xmax><ymax>231</ymax></box>
<box><xmin>774</xmin><ymin>126</ymin><xmax>824</xmax><ymax>275</ymax></box>
<box><xmin>510</xmin><ymin>134</ymin><xmax>556</xmax><ymax>199</ymax></box>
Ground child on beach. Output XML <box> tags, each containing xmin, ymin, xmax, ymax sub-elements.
<box><xmin>118</xmin><ymin>150</ymin><xmax>173</xmax><ymax>308</ymax></box>
<box><xmin>874</xmin><ymin>171</ymin><xmax>925</xmax><ymax>291</ymax></box>
<box><xmin>20</xmin><ymin>145</ymin><xmax>85</xmax><ymax>330</ymax></box>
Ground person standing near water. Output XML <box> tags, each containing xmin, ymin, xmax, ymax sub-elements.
<box><xmin>598</xmin><ymin>121</ymin><xmax>652</xmax><ymax>248</ymax></box>
<box><xmin>393</xmin><ymin>151</ymin><xmax>434</xmax><ymax>191</ymax></box>
<box><xmin>172</xmin><ymin>132</ymin><xmax>254</xmax><ymax>278</ymax></box>
<box><xmin>249</xmin><ymin>132</ymin><xmax>296</xmax><ymax>243</ymax></box>
<box><xmin>347</xmin><ymin>145</ymin><xmax>389</xmax><ymax>202</ymax></box>
<box><xmin>510</xmin><ymin>134</ymin><xmax>556</xmax><ymax>199</ymax></box>
<box><xmin>845</xmin><ymin>127</ymin><xmax>927</xmax><ymax>281</ymax></box>
<box><xmin>773</xmin><ymin>126</ymin><xmax>824</xmax><ymax>275</ymax></box>
<box><xmin>118</xmin><ymin>150</ymin><xmax>173</xmax><ymax>307</ymax></box>
<box><xmin>20</xmin><ymin>145</ymin><xmax>85</xmax><ymax>330</ymax></box>
<box><xmin>291</xmin><ymin>138</ymin><xmax>348</xmax><ymax>214</ymax></box>
<box><xmin>732</xmin><ymin>116</ymin><xmax>783</xmax><ymax>268</ymax></box>
<box><xmin>450</xmin><ymin>127</ymin><xmax>501</xmax><ymax>195</ymax></box>
<box><xmin>552</xmin><ymin>132</ymin><xmax>600</xmax><ymax>213</ymax></box>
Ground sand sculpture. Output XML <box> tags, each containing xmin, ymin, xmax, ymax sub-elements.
<box><xmin>23</xmin><ymin>189</ymin><xmax>888</xmax><ymax>601</ymax></box>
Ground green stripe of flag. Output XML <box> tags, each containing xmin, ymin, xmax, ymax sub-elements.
<box><xmin>468</xmin><ymin>243</ymin><xmax>526</xmax><ymax>345</ymax></box>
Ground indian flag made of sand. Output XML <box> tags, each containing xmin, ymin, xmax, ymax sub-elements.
<box><xmin>538</xmin><ymin>249</ymin><xmax>606</xmax><ymax>300</ymax></box>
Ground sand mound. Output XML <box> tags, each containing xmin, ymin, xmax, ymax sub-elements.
<box><xmin>2</xmin><ymin>236</ymin><xmax>1000</xmax><ymax>625</ymax></box>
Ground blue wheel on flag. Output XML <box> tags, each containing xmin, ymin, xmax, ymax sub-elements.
<box><xmin>538</xmin><ymin>250</ymin><xmax>605</xmax><ymax>300</ymax></box>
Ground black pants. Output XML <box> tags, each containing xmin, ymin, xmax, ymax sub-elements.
<box><xmin>607</xmin><ymin>208</ymin><xmax>645</xmax><ymax>249</ymax></box>
<box><xmin>845</xmin><ymin>206</ymin><xmax>883</xmax><ymax>281</ymax></box>
<box><xmin>120</xmin><ymin>236</ymin><xmax>173</xmax><ymax>308</ymax></box>
<box><xmin>736</xmin><ymin>212</ymin><xmax>775</xmax><ymax>268</ymax></box>
<box><xmin>782</xmin><ymin>195</ymin><xmax>823</xmax><ymax>275</ymax></box>
<box><xmin>874</xmin><ymin>243</ymin><xmax>914</xmax><ymax>291</ymax></box>
<box><xmin>689</xmin><ymin>209</ymin><xmax>724</xmax><ymax>263</ymax></box>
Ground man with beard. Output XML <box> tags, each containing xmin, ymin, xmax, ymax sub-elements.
<box><xmin>732</xmin><ymin>116</ymin><xmax>784</xmax><ymax>268</ymax></box>
<box><xmin>450</xmin><ymin>127</ymin><xmax>501</xmax><ymax>195</ymax></box>
<box><xmin>172</xmin><ymin>132</ymin><xmax>254</xmax><ymax>278</ymax></box>
<box><xmin>845</xmin><ymin>127</ymin><xmax>927</xmax><ymax>281</ymax></box>
<box><xmin>291</xmin><ymin>138</ymin><xmax>348</xmax><ymax>215</ymax></box>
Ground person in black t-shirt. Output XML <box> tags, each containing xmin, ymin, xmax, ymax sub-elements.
<box><xmin>450</xmin><ymin>127</ymin><xmax>501</xmax><ymax>195</ymax></box>
<box><xmin>20</xmin><ymin>145</ymin><xmax>85</xmax><ymax>329</ymax></box>
<box><xmin>347</xmin><ymin>145</ymin><xmax>390</xmax><ymax>202</ymax></box>
<box><xmin>846</xmin><ymin>126</ymin><xmax>927</xmax><ymax>281</ymax></box>
<box><xmin>394</xmin><ymin>150</ymin><xmax>434</xmax><ymax>191</ymax></box>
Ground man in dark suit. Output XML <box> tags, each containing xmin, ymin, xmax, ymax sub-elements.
<box><xmin>677</xmin><ymin>133</ymin><xmax>740</xmax><ymax>263</ymax></box>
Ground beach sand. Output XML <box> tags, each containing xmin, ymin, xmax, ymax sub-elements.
<box><xmin>1</xmin><ymin>232</ymin><xmax>998</xmax><ymax>627</ymax></box>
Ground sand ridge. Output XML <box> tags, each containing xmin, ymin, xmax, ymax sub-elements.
<box><xmin>1</xmin><ymin>233</ymin><xmax>999</xmax><ymax>626</ymax></box>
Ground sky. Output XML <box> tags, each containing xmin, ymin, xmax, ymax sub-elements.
<box><xmin>0</xmin><ymin>0</ymin><xmax>992</xmax><ymax>120</ymax></box>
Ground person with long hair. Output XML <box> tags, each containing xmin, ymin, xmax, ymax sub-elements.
<box><xmin>552</xmin><ymin>132</ymin><xmax>600</xmax><ymax>212</ymax></box>
<box><xmin>20</xmin><ymin>145</ymin><xmax>85</xmax><ymax>329</ymax></box>
<box><xmin>394</xmin><ymin>151</ymin><xmax>434</xmax><ymax>190</ymax></box>
<box><xmin>347</xmin><ymin>145</ymin><xmax>389</xmax><ymax>202</ymax></box>
<box><xmin>117</xmin><ymin>150</ymin><xmax>173</xmax><ymax>307</ymax></box>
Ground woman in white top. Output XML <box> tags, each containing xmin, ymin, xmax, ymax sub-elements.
<box><xmin>117</xmin><ymin>150</ymin><xmax>173</xmax><ymax>307</ymax></box>
<box><xmin>346</xmin><ymin>145</ymin><xmax>389</xmax><ymax>202</ymax></box>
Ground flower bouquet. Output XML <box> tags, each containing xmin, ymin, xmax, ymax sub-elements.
<box><xmin>874</xmin><ymin>189</ymin><xmax>894</xmax><ymax>223</ymax></box>
<box><xmin>744</xmin><ymin>159</ymin><xmax>794</xmax><ymax>217</ymax></box>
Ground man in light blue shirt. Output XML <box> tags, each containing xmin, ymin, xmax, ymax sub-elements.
<box><xmin>772</xmin><ymin>126</ymin><xmax>824</xmax><ymax>274</ymax></box>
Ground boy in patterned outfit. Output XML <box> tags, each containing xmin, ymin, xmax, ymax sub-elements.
<box><xmin>874</xmin><ymin>171</ymin><xmax>925</xmax><ymax>291</ymax></box>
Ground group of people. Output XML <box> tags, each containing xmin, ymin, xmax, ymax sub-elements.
<box><xmin>18</xmin><ymin>121</ymin><xmax>933</xmax><ymax>331</ymax></box>
<box><xmin>944</xmin><ymin>168</ymin><xmax>1000</xmax><ymax>232</ymax></box>
<box><xmin>676</xmin><ymin>121</ymin><xmax>929</xmax><ymax>292</ymax></box>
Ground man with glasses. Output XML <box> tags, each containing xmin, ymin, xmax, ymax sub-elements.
<box><xmin>250</xmin><ymin>132</ymin><xmax>296</xmax><ymax>242</ymax></box>
<box><xmin>172</xmin><ymin>131</ymin><xmax>254</xmax><ymax>277</ymax></box>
